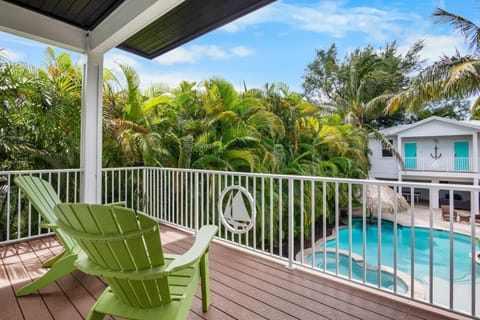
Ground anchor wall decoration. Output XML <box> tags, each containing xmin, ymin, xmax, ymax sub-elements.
<box><xmin>430</xmin><ymin>139</ymin><xmax>442</xmax><ymax>160</ymax></box>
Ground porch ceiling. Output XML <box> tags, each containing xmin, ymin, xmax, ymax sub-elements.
<box><xmin>1</xmin><ymin>0</ymin><xmax>275</xmax><ymax>59</ymax></box>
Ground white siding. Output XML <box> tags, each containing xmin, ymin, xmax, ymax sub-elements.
<box><xmin>368</xmin><ymin>139</ymin><xmax>398</xmax><ymax>179</ymax></box>
<box><xmin>401</xmin><ymin>136</ymin><xmax>474</xmax><ymax>172</ymax></box>
<box><xmin>399</xmin><ymin>120</ymin><xmax>474</xmax><ymax>138</ymax></box>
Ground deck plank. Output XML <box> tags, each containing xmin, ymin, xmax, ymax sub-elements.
<box><xmin>24</xmin><ymin>240</ymin><xmax>84</xmax><ymax>320</ymax></box>
<box><xmin>0</xmin><ymin>247</ymin><xmax>24</xmax><ymax>320</ymax></box>
<box><xmin>0</xmin><ymin>224</ymin><xmax>469</xmax><ymax>320</ymax></box>
<box><xmin>3</xmin><ymin>241</ymin><xmax>54</xmax><ymax>320</ymax></box>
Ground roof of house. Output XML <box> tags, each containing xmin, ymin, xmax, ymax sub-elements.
<box><xmin>378</xmin><ymin>116</ymin><xmax>480</xmax><ymax>137</ymax></box>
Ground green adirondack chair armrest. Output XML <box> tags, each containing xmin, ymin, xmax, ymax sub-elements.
<box><xmin>73</xmin><ymin>225</ymin><xmax>217</xmax><ymax>280</ymax></box>
<box><xmin>106</xmin><ymin>201</ymin><xmax>126</xmax><ymax>207</ymax></box>
<box><xmin>163</xmin><ymin>225</ymin><xmax>218</xmax><ymax>275</ymax></box>
<box><xmin>40</xmin><ymin>222</ymin><xmax>57</xmax><ymax>229</ymax></box>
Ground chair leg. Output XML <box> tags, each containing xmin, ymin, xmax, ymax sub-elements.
<box><xmin>15</xmin><ymin>253</ymin><xmax>76</xmax><ymax>296</ymax></box>
<box><xmin>42</xmin><ymin>249</ymin><xmax>66</xmax><ymax>268</ymax></box>
<box><xmin>199</xmin><ymin>251</ymin><xmax>211</xmax><ymax>312</ymax></box>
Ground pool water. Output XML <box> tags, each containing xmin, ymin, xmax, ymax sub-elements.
<box><xmin>306</xmin><ymin>218</ymin><xmax>480</xmax><ymax>292</ymax></box>
<box><xmin>306</xmin><ymin>251</ymin><xmax>409</xmax><ymax>293</ymax></box>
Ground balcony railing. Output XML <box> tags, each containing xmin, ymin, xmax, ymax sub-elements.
<box><xmin>1</xmin><ymin>167</ymin><xmax>479</xmax><ymax>318</ymax></box>
<box><xmin>404</xmin><ymin>157</ymin><xmax>472</xmax><ymax>172</ymax></box>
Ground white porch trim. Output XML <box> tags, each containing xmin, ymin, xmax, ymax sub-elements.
<box><xmin>80</xmin><ymin>52</ymin><xmax>103</xmax><ymax>203</ymax></box>
<box><xmin>0</xmin><ymin>1</ymin><xmax>86</xmax><ymax>53</ymax></box>
<box><xmin>89</xmin><ymin>0</ymin><xmax>185</xmax><ymax>53</ymax></box>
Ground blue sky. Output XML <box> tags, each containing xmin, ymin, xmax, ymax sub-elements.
<box><xmin>0</xmin><ymin>0</ymin><xmax>477</xmax><ymax>92</ymax></box>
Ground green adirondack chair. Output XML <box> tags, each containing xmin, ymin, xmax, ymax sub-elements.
<box><xmin>13</xmin><ymin>176</ymin><xmax>124</xmax><ymax>296</ymax></box>
<box><xmin>14</xmin><ymin>175</ymin><xmax>78</xmax><ymax>296</ymax></box>
<box><xmin>54</xmin><ymin>203</ymin><xmax>218</xmax><ymax>320</ymax></box>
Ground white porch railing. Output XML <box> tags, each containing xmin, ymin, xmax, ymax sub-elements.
<box><xmin>1</xmin><ymin>167</ymin><xmax>479</xmax><ymax>318</ymax></box>
<box><xmin>0</xmin><ymin>169</ymin><xmax>81</xmax><ymax>243</ymax></box>
<box><xmin>404</xmin><ymin>157</ymin><xmax>472</xmax><ymax>172</ymax></box>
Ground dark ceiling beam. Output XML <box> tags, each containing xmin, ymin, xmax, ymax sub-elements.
<box><xmin>118</xmin><ymin>0</ymin><xmax>276</xmax><ymax>59</ymax></box>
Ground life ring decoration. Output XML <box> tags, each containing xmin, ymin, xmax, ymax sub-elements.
<box><xmin>218</xmin><ymin>185</ymin><xmax>256</xmax><ymax>234</ymax></box>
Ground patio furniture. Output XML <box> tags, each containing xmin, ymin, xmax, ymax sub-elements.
<box><xmin>54</xmin><ymin>203</ymin><xmax>218</xmax><ymax>320</ymax></box>
<box><xmin>457</xmin><ymin>211</ymin><xmax>471</xmax><ymax>223</ymax></box>
<box><xmin>440</xmin><ymin>205</ymin><xmax>458</xmax><ymax>221</ymax></box>
<box><xmin>13</xmin><ymin>176</ymin><xmax>124</xmax><ymax>296</ymax></box>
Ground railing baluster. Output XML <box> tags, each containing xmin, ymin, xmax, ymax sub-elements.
<box><xmin>300</xmin><ymin>180</ymin><xmax>304</xmax><ymax>264</ymax></box>
<box><xmin>348</xmin><ymin>183</ymin><xmax>352</xmax><ymax>280</ymax></box>
<box><xmin>377</xmin><ymin>184</ymin><xmax>382</xmax><ymax>289</ymax></box>
<box><xmin>362</xmin><ymin>183</ymin><xmax>367</xmax><ymax>284</ymax></box>
<box><xmin>470</xmin><ymin>189</ymin><xmax>477</xmax><ymax>316</ymax></box>
<box><xmin>194</xmin><ymin>171</ymin><xmax>199</xmax><ymax>232</ymax></box>
<box><xmin>393</xmin><ymin>185</ymin><xmax>398</xmax><ymax>294</ymax></box>
<box><xmin>212</xmin><ymin>173</ymin><xmax>216</xmax><ymax>227</ymax></box>
<box><xmin>311</xmin><ymin>180</ymin><xmax>315</xmax><ymax>270</ymax></box>
<box><xmin>253</xmin><ymin>176</ymin><xmax>256</xmax><ymax>250</ymax></box>
<box><xmin>322</xmin><ymin>181</ymin><xmax>327</xmax><ymax>272</ymax></box>
<box><xmin>335</xmin><ymin>182</ymin><xmax>339</xmax><ymax>276</ymax></box>
<box><xmin>261</xmin><ymin>177</ymin><xmax>265</xmax><ymax>253</ymax></box>
<box><xmin>288</xmin><ymin>178</ymin><xmax>294</xmax><ymax>268</ymax></box>
<box><xmin>270</xmin><ymin>177</ymin><xmax>273</xmax><ymax>256</ymax></box>
<box><xmin>410</xmin><ymin>186</ymin><xmax>415</xmax><ymax>300</ymax></box>
<box><xmin>17</xmin><ymin>179</ymin><xmax>21</xmax><ymax>239</ymax></box>
<box><xmin>279</xmin><ymin>178</ymin><xmax>283</xmax><ymax>259</ymax></box>
<box><xmin>448</xmin><ymin>189</ymin><xmax>454</xmax><ymax>309</ymax></box>
<box><xmin>428</xmin><ymin>187</ymin><xmax>434</xmax><ymax>303</ymax></box>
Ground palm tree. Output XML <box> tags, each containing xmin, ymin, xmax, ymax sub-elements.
<box><xmin>192</xmin><ymin>78</ymin><xmax>265</xmax><ymax>172</ymax></box>
<box><xmin>304</xmin><ymin>42</ymin><xmax>423</xmax><ymax>129</ymax></box>
<box><xmin>103</xmin><ymin>64</ymin><xmax>166</xmax><ymax>166</ymax></box>
<box><xmin>386</xmin><ymin>8</ymin><xmax>480</xmax><ymax>116</ymax></box>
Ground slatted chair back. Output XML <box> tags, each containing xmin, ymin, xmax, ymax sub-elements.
<box><xmin>14</xmin><ymin>176</ymin><xmax>76</xmax><ymax>251</ymax></box>
<box><xmin>54</xmin><ymin>203</ymin><xmax>171</xmax><ymax>308</ymax></box>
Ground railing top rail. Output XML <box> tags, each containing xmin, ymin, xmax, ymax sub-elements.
<box><xmin>0</xmin><ymin>168</ymin><xmax>82</xmax><ymax>175</ymax></box>
<box><xmin>2</xmin><ymin>166</ymin><xmax>478</xmax><ymax>191</ymax></box>
<box><xmin>101</xmin><ymin>167</ymin><xmax>147</xmax><ymax>172</ymax></box>
<box><xmin>141</xmin><ymin>167</ymin><xmax>480</xmax><ymax>192</ymax></box>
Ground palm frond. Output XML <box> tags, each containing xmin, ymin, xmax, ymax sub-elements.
<box><xmin>433</xmin><ymin>8</ymin><xmax>480</xmax><ymax>54</ymax></box>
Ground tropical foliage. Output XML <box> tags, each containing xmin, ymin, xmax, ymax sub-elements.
<box><xmin>302</xmin><ymin>41</ymin><xmax>424</xmax><ymax>129</ymax></box>
<box><xmin>386</xmin><ymin>8</ymin><xmax>480</xmax><ymax>118</ymax></box>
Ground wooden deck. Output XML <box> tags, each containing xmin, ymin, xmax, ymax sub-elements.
<box><xmin>0</xmin><ymin>224</ymin><xmax>468</xmax><ymax>320</ymax></box>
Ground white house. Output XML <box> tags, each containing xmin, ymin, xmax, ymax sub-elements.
<box><xmin>368</xmin><ymin>116</ymin><xmax>480</xmax><ymax>209</ymax></box>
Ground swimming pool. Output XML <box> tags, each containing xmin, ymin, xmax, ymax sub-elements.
<box><xmin>306</xmin><ymin>218</ymin><xmax>480</xmax><ymax>292</ymax></box>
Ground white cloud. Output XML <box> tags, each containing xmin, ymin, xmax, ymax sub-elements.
<box><xmin>222</xmin><ymin>1</ymin><xmax>417</xmax><ymax>42</ymax></box>
<box><xmin>154</xmin><ymin>47</ymin><xmax>197</xmax><ymax>65</ymax></box>
<box><xmin>154</xmin><ymin>45</ymin><xmax>254</xmax><ymax>65</ymax></box>
<box><xmin>138</xmin><ymin>71</ymin><xmax>209</xmax><ymax>90</ymax></box>
<box><xmin>104</xmin><ymin>53</ymin><xmax>140</xmax><ymax>70</ymax></box>
<box><xmin>421</xmin><ymin>34</ymin><xmax>466</xmax><ymax>61</ymax></box>
<box><xmin>230</xmin><ymin>46</ymin><xmax>254</xmax><ymax>57</ymax></box>
<box><xmin>2</xmin><ymin>48</ymin><xmax>24</xmax><ymax>61</ymax></box>
<box><xmin>399</xmin><ymin>33</ymin><xmax>467</xmax><ymax>64</ymax></box>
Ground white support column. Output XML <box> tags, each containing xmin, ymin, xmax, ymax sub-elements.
<box><xmin>80</xmin><ymin>51</ymin><xmax>103</xmax><ymax>203</ymax></box>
